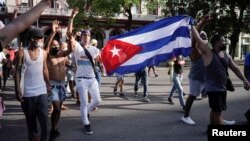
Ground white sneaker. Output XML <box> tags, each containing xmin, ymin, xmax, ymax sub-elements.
<box><xmin>181</xmin><ymin>116</ymin><xmax>196</xmax><ymax>125</ymax></box>
<box><xmin>142</xmin><ymin>97</ymin><xmax>150</xmax><ymax>102</ymax></box>
<box><xmin>223</xmin><ymin>120</ymin><xmax>235</xmax><ymax>125</ymax></box>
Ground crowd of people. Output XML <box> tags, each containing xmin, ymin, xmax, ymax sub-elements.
<box><xmin>0</xmin><ymin>0</ymin><xmax>250</xmax><ymax>141</ymax></box>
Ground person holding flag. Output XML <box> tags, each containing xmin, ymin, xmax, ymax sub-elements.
<box><xmin>101</xmin><ymin>15</ymin><xmax>193</xmax><ymax>76</ymax></box>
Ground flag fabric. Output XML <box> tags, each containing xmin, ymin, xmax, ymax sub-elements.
<box><xmin>101</xmin><ymin>15</ymin><xmax>193</xmax><ymax>76</ymax></box>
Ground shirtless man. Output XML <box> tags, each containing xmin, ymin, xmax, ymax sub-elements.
<box><xmin>0</xmin><ymin>0</ymin><xmax>51</xmax><ymax>51</ymax></box>
<box><xmin>44</xmin><ymin>9</ymin><xmax>77</xmax><ymax>140</ymax></box>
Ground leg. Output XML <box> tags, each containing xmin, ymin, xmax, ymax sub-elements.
<box><xmin>88</xmin><ymin>79</ymin><xmax>102</xmax><ymax>112</ymax></box>
<box><xmin>174</xmin><ymin>75</ymin><xmax>185</xmax><ymax>107</ymax></box>
<box><xmin>184</xmin><ymin>95</ymin><xmax>196</xmax><ymax>117</ymax></box>
<box><xmin>134</xmin><ymin>74</ymin><xmax>140</xmax><ymax>96</ymax></box>
<box><xmin>69</xmin><ymin>80</ymin><xmax>76</xmax><ymax>98</ymax></box>
<box><xmin>36</xmin><ymin>94</ymin><xmax>48</xmax><ymax>141</ymax></box>
<box><xmin>76</xmin><ymin>79</ymin><xmax>89</xmax><ymax>125</ymax></box>
<box><xmin>21</xmin><ymin>97</ymin><xmax>38</xmax><ymax>141</ymax></box>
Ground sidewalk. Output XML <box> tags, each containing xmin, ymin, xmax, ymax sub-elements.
<box><xmin>0</xmin><ymin>66</ymin><xmax>249</xmax><ymax>141</ymax></box>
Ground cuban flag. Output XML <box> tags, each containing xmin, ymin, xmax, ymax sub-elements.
<box><xmin>101</xmin><ymin>15</ymin><xmax>193</xmax><ymax>76</ymax></box>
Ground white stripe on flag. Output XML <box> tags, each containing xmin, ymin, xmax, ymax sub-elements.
<box><xmin>121</xmin><ymin>37</ymin><xmax>191</xmax><ymax>66</ymax></box>
<box><xmin>118</xmin><ymin>17</ymin><xmax>191</xmax><ymax>45</ymax></box>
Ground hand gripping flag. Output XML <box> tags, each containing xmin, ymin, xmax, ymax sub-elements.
<box><xmin>101</xmin><ymin>15</ymin><xmax>193</xmax><ymax>75</ymax></box>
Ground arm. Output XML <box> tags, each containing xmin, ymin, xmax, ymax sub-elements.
<box><xmin>191</xmin><ymin>26</ymin><xmax>212</xmax><ymax>66</ymax></box>
<box><xmin>66</xmin><ymin>8</ymin><xmax>78</xmax><ymax>52</ymax></box>
<box><xmin>228</xmin><ymin>54</ymin><xmax>250</xmax><ymax>90</ymax></box>
<box><xmin>190</xmin><ymin>16</ymin><xmax>210</xmax><ymax>60</ymax></box>
<box><xmin>57</xmin><ymin>36</ymin><xmax>75</xmax><ymax>57</ymax></box>
<box><xmin>67</xmin><ymin>7</ymin><xmax>79</xmax><ymax>37</ymax></box>
<box><xmin>0</xmin><ymin>0</ymin><xmax>51</xmax><ymax>51</ymax></box>
<box><xmin>43</xmin><ymin>50</ymin><xmax>50</xmax><ymax>94</ymax></box>
<box><xmin>44</xmin><ymin>20</ymin><xmax>59</xmax><ymax>53</ymax></box>
<box><xmin>14</xmin><ymin>49</ymin><xmax>24</xmax><ymax>102</ymax></box>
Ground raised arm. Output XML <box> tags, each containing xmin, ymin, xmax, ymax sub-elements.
<box><xmin>44</xmin><ymin>20</ymin><xmax>59</xmax><ymax>53</ymax></box>
<box><xmin>67</xmin><ymin>7</ymin><xmax>79</xmax><ymax>37</ymax></box>
<box><xmin>0</xmin><ymin>0</ymin><xmax>51</xmax><ymax>51</ymax></box>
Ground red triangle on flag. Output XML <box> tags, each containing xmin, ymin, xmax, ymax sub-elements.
<box><xmin>101</xmin><ymin>40</ymin><xmax>142</xmax><ymax>75</ymax></box>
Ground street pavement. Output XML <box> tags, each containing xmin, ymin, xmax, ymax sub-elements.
<box><xmin>0</xmin><ymin>66</ymin><xmax>250</xmax><ymax>141</ymax></box>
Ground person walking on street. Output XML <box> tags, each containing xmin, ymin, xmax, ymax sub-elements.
<box><xmin>134</xmin><ymin>68</ymin><xmax>150</xmax><ymax>102</ymax></box>
<box><xmin>71</xmin><ymin>29</ymin><xmax>102</xmax><ymax>135</ymax></box>
<box><xmin>15</xmin><ymin>27</ymin><xmax>50</xmax><ymax>141</ymax></box>
<box><xmin>113</xmin><ymin>73</ymin><xmax>125</xmax><ymax>97</ymax></box>
<box><xmin>44</xmin><ymin>18</ymin><xmax>73</xmax><ymax>140</ymax></box>
<box><xmin>181</xmin><ymin>16</ymin><xmax>209</xmax><ymax>125</ymax></box>
<box><xmin>168</xmin><ymin>55</ymin><xmax>186</xmax><ymax>110</ymax></box>
<box><xmin>191</xmin><ymin>26</ymin><xmax>250</xmax><ymax>125</ymax></box>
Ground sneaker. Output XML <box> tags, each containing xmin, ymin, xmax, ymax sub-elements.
<box><xmin>155</xmin><ymin>74</ymin><xmax>158</xmax><ymax>77</ymax></box>
<box><xmin>142</xmin><ymin>97</ymin><xmax>150</xmax><ymax>102</ymax></box>
<box><xmin>119</xmin><ymin>93</ymin><xmax>125</xmax><ymax>97</ymax></box>
<box><xmin>182</xmin><ymin>106</ymin><xmax>186</xmax><ymax>111</ymax></box>
<box><xmin>168</xmin><ymin>98</ymin><xmax>174</xmax><ymax>105</ymax></box>
<box><xmin>134</xmin><ymin>92</ymin><xmax>138</xmax><ymax>97</ymax></box>
<box><xmin>223</xmin><ymin>120</ymin><xmax>235</xmax><ymax>125</ymax></box>
<box><xmin>181</xmin><ymin>116</ymin><xmax>196</xmax><ymax>125</ymax></box>
<box><xmin>50</xmin><ymin>129</ymin><xmax>60</xmax><ymax>139</ymax></box>
<box><xmin>76</xmin><ymin>100</ymin><xmax>80</xmax><ymax>105</ymax></box>
<box><xmin>84</xmin><ymin>124</ymin><xmax>93</xmax><ymax>135</ymax></box>
<box><xmin>113</xmin><ymin>88</ymin><xmax>117</xmax><ymax>95</ymax></box>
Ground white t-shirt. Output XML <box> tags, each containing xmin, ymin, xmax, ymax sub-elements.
<box><xmin>73</xmin><ymin>42</ymin><xmax>100</xmax><ymax>78</ymax></box>
<box><xmin>0</xmin><ymin>52</ymin><xmax>6</xmax><ymax>68</ymax></box>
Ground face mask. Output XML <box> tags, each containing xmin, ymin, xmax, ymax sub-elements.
<box><xmin>51</xmin><ymin>47</ymin><xmax>59</xmax><ymax>56</ymax></box>
<box><xmin>33</xmin><ymin>41</ymin><xmax>44</xmax><ymax>48</ymax></box>
<box><xmin>220</xmin><ymin>45</ymin><xmax>227</xmax><ymax>51</ymax></box>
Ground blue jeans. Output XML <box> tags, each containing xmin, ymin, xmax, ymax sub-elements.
<box><xmin>134</xmin><ymin>70</ymin><xmax>148</xmax><ymax>97</ymax></box>
<box><xmin>169</xmin><ymin>73</ymin><xmax>185</xmax><ymax>106</ymax></box>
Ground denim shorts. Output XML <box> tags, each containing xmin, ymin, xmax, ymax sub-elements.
<box><xmin>50</xmin><ymin>82</ymin><xmax>67</xmax><ymax>102</ymax></box>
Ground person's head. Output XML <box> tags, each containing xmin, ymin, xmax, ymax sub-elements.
<box><xmin>90</xmin><ymin>39</ymin><xmax>98</xmax><ymax>47</ymax></box>
<box><xmin>210</xmin><ymin>34</ymin><xmax>227</xmax><ymax>51</ymax></box>
<box><xmin>60</xmin><ymin>41</ymin><xmax>68</xmax><ymax>51</ymax></box>
<box><xmin>80</xmin><ymin>29</ymin><xmax>91</xmax><ymax>45</ymax></box>
<box><xmin>27</xmin><ymin>28</ymin><xmax>46</xmax><ymax>48</ymax></box>
<box><xmin>50</xmin><ymin>39</ymin><xmax>60</xmax><ymax>56</ymax></box>
<box><xmin>200</xmin><ymin>31</ymin><xmax>208</xmax><ymax>43</ymax></box>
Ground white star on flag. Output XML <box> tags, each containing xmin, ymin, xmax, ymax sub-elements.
<box><xmin>109</xmin><ymin>46</ymin><xmax>121</xmax><ymax>57</ymax></box>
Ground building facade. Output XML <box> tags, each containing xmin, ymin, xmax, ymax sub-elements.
<box><xmin>0</xmin><ymin>0</ymin><xmax>249</xmax><ymax>60</ymax></box>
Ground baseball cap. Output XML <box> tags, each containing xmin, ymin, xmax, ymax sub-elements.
<box><xmin>81</xmin><ymin>29</ymin><xmax>91</xmax><ymax>37</ymax></box>
<box><xmin>26</xmin><ymin>28</ymin><xmax>46</xmax><ymax>39</ymax></box>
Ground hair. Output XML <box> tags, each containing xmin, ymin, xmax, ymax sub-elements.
<box><xmin>210</xmin><ymin>34</ymin><xmax>224</xmax><ymax>47</ymax></box>
<box><xmin>91</xmin><ymin>39</ymin><xmax>97</xmax><ymax>47</ymax></box>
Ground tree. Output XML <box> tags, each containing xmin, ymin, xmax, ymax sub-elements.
<box><xmin>182</xmin><ymin>0</ymin><xmax>250</xmax><ymax>59</ymax></box>
<box><xmin>91</xmin><ymin>0</ymin><xmax>140</xmax><ymax>31</ymax></box>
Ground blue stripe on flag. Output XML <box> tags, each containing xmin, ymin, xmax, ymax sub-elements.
<box><xmin>137</xmin><ymin>26</ymin><xmax>191</xmax><ymax>53</ymax></box>
<box><xmin>110</xmin><ymin>16</ymin><xmax>190</xmax><ymax>40</ymax></box>
<box><xmin>111</xmin><ymin>47</ymin><xmax>191</xmax><ymax>75</ymax></box>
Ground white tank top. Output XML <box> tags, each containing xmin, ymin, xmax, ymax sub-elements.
<box><xmin>21</xmin><ymin>48</ymin><xmax>47</xmax><ymax>97</ymax></box>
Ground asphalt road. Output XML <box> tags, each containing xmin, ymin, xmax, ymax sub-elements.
<box><xmin>0</xmin><ymin>66</ymin><xmax>250</xmax><ymax>141</ymax></box>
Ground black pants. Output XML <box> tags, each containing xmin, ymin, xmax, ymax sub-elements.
<box><xmin>21</xmin><ymin>94</ymin><xmax>48</xmax><ymax>141</ymax></box>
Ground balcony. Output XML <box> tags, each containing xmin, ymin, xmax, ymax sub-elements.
<box><xmin>0</xmin><ymin>5</ymin><xmax>72</xmax><ymax>17</ymax></box>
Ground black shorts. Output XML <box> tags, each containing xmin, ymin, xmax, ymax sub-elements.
<box><xmin>207</xmin><ymin>91</ymin><xmax>227</xmax><ymax>112</ymax></box>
